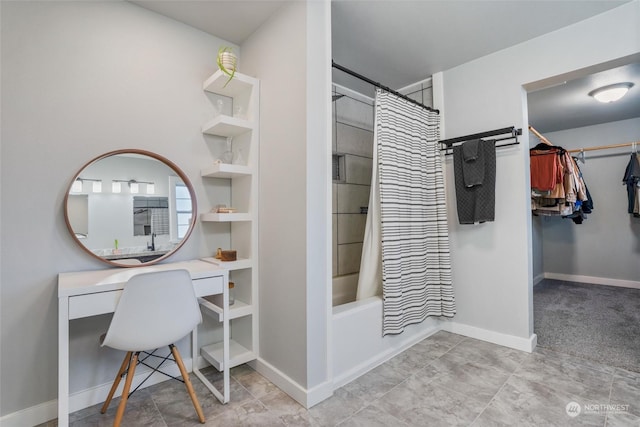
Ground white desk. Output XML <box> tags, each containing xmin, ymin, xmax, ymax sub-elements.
<box><xmin>58</xmin><ymin>259</ymin><xmax>229</xmax><ymax>427</ymax></box>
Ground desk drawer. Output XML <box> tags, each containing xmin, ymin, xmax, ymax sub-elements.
<box><xmin>69</xmin><ymin>291</ymin><xmax>122</xmax><ymax>320</ymax></box>
<box><xmin>194</xmin><ymin>276</ymin><xmax>224</xmax><ymax>297</ymax></box>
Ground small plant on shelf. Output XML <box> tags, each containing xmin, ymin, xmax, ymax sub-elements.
<box><xmin>217</xmin><ymin>46</ymin><xmax>237</xmax><ymax>87</ymax></box>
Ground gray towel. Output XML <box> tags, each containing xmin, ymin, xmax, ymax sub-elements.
<box><xmin>462</xmin><ymin>139</ymin><xmax>479</xmax><ymax>161</ymax></box>
<box><xmin>461</xmin><ymin>139</ymin><xmax>484</xmax><ymax>187</ymax></box>
<box><xmin>453</xmin><ymin>139</ymin><xmax>496</xmax><ymax>224</ymax></box>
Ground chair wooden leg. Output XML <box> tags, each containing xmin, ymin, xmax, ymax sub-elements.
<box><xmin>170</xmin><ymin>344</ymin><xmax>205</xmax><ymax>424</ymax></box>
<box><xmin>113</xmin><ymin>352</ymin><xmax>138</xmax><ymax>427</ymax></box>
<box><xmin>101</xmin><ymin>351</ymin><xmax>133</xmax><ymax>414</ymax></box>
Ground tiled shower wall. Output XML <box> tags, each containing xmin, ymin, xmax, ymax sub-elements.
<box><xmin>332</xmin><ymin>86</ymin><xmax>374</xmax><ymax>277</ymax></box>
<box><xmin>331</xmin><ymin>82</ymin><xmax>434</xmax><ymax>278</ymax></box>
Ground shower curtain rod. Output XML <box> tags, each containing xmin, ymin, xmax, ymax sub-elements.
<box><xmin>331</xmin><ymin>60</ymin><xmax>439</xmax><ymax>113</ymax></box>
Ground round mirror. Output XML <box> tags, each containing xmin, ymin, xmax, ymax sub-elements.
<box><xmin>64</xmin><ymin>149</ymin><xmax>197</xmax><ymax>268</ymax></box>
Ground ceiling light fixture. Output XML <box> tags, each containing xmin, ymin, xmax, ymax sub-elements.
<box><xmin>129</xmin><ymin>180</ymin><xmax>139</xmax><ymax>194</ymax></box>
<box><xmin>588</xmin><ymin>82</ymin><xmax>634</xmax><ymax>103</ymax></box>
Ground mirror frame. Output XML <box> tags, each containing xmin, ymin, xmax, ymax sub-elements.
<box><xmin>63</xmin><ymin>149</ymin><xmax>198</xmax><ymax>268</ymax></box>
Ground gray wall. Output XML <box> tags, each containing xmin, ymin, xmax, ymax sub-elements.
<box><xmin>332</xmin><ymin>86</ymin><xmax>374</xmax><ymax>277</ymax></box>
<box><xmin>540</xmin><ymin>117</ymin><xmax>640</xmax><ymax>282</ymax></box>
<box><xmin>1</xmin><ymin>1</ymin><xmax>234</xmax><ymax>416</ymax></box>
<box><xmin>441</xmin><ymin>1</ymin><xmax>639</xmax><ymax>341</ymax></box>
<box><xmin>241</xmin><ymin>0</ymin><xmax>332</xmax><ymax>397</ymax></box>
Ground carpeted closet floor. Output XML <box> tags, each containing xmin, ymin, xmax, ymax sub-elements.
<box><xmin>534</xmin><ymin>278</ymin><xmax>640</xmax><ymax>373</ymax></box>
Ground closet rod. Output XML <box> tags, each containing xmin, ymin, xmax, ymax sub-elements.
<box><xmin>528</xmin><ymin>125</ymin><xmax>554</xmax><ymax>146</ymax></box>
<box><xmin>331</xmin><ymin>60</ymin><xmax>439</xmax><ymax>113</ymax></box>
<box><xmin>529</xmin><ymin>125</ymin><xmax>639</xmax><ymax>153</ymax></box>
<box><xmin>567</xmin><ymin>142</ymin><xmax>640</xmax><ymax>153</ymax></box>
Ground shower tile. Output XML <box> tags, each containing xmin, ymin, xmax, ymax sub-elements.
<box><xmin>332</xmin><ymin>183</ymin><xmax>338</xmax><ymax>213</ymax></box>
<box><xmin>332</xmin><ymin>214</ymin><xmax>338</xmax><ymax>277</ymax></box>
<box><xmin>332</xmin><ymin>103</ymin><xmax>337</xmax><ymax>153</ymax></box>
<box><xmin>335</xmin><ymin>96</ymin><xmax>374</xmax><ymax>131</ymax></box>
<box><xmin>344</xmin><ymin>155</ymin><xmax>372</xmax><ymax>186</ymax></box>
<box><xmin>337</xmin><ymin>184</ymin><xmax>370</xmax><ymax>214</ymax></box>
<box><xmin>337</xmin><ymin>214</ymin><xmax>366</xmax><ymax>245</ymax></box>
<box><xmin>336</xmin><ymin>123</ymin><xmax>374</xmax><ymax>158</ymax></box>
<box><xmin>338</xmin><ymin>243</ymin><xmax>363</xmax><ymax>276</ymax></box>
<box><xmin>403</xmin><ymin>87</ymin><xmax>434</xmax><ymax>108</ymax></box>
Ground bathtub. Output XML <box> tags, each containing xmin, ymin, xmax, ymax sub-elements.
<box><xmin>332</xmin><ymin>273</ymin><xmax>359</xmax><ymax>306</ymax></box>
<box><xmin>332</xmin><ymin>288</ymin><xmax>440</xmax><ymax>389</ymax></box>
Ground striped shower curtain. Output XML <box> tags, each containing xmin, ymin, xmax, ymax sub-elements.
<box><xmin>375</xmin><ymin>89</ymin><xmax>455</xmax><ymax>335</ymax></box>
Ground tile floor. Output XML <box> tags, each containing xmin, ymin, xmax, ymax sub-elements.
<box><xmin>41</xmin><ymin>331</ymin><xmax>640</xmax><ymax>426</ymax></box>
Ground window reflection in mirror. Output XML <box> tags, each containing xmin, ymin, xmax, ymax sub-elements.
<box><xmin>64</xmin><ymin>150</ymin><xmax>197</xmax><ymax>267</ymax></box>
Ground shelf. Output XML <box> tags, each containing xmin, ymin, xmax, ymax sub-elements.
<box><xmin>201</xmin><ymin>339</ymin><xmax>255</xmax><ymax>371</ymax></box>
<box><xmin>200</xmin><ymin>212</ymin><xmax>252</xmax><ymax>222</ymax></box>
<box><xmin>201</xmin><ymin>163</ymin><xmax>252</xmax><ymax>179</ymax></box>
<box><xmin>202</xmin><ymin>115</ymin><xmax>253</xmax><ymax>137</ymax></box>
<box><xmin>199</xmin><ymin>297</ymin><xmax>253</xmax><ymax>321</ymax></box>
<box><xmin>201</xmin><ymin>257</ymin><xmax>253</xmax><ymax>271</ymax></box>
<box><xmin>203</xmin><ymin>70</ymin><xmax>258</xmax><ymax>98</ymax></box>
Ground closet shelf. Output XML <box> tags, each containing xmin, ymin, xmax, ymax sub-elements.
<box><xmin>201</xmin><ymin>340</ymin><xmax>255</xmax><ymax>371</ymax></box>
<box><xmin>200</xmin><ymin>212</ymin><xmax>252</xmax><ymax>222</ymax></box>
<box><xmin>202</xmin><ymin>257</ymin><xmax>253</xmax><ymax>271</ymax></box>
<box><xmin>203</xmin><ymin>70</ymin><xmax>258</xmax><ymax>97</ymax></box>
<box><xmin>201</xmin><ymin>163</ymin><xmax>252</xmax><ymax>179</ymax></box>
<box><xmin>199</xmin><ymin>297</ymin><xmax>253</xmax><ymax>321</ymax></box>
<box><xmin>202</xmin><ymin>115</ymin><xmax>253</xmax><ymax>137</ymax></box>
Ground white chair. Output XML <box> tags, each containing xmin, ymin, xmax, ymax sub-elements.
<box><xmin>100</xmin><ymin>269</ymin><xmax>205</xmax><ymax>426</ymax></box>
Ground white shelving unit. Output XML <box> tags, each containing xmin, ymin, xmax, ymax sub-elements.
<box><xmin>197</xmin><ymin>69</ymin><xmax>259</xmax><ymax>374</ymax></box>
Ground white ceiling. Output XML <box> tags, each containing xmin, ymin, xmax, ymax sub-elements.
<box><xmin>528</xmin><ymin>62</ymin><xmax>640</xmax><ymax>133</ymax></box>
<box><xmin>129</xmin><ymin>0</ymin><xmax>286</xmax><ymax>45</ymax></box>
<box><xmin>130</xmin><ymin>0</ymin><xmax>639</xmax><ymax>132</ymax></box>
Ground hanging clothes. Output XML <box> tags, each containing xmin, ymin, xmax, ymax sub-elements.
<box><xmin>530</xmin><ymin>145</ymin><xmax>592</xmax><ymax>223</ymax></box>
<box><xmin>622</xmin><ymin>153</ymin><xmax>640</xmax><ymax>217</ymax></box>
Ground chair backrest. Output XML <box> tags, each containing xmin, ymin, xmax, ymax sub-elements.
<box><xmin>101</xmin><ymin>269</ymin><xmax>202</xmax><ymax>352</ymax></box>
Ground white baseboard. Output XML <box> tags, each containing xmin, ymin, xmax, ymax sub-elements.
<box><xmin>533</xmin><ymin>273</ymin><xmax>545</xmax><ymax>286</ymax></box>
<box><xmin>544</xmin><ymin>272</ymin><xmax>640</xmax><ymax>289</ymax></box>
<box><xmin>331</xmin><ymin>324</ymin><xmax>440</xmax><ymax>390</ymax></box>
<box><xmin>441</xmin><ymin>321</ymin><xmax>537</xmax><ymax>353</ymax></box>
<box><xmin>0</xmin><ymin>399</ymin><xmax>59</xmax><ymax>427</ymax></box>
<box><xmin>252</xmin><ymin>358</ymin><xmax>333</xmax><ymax>409</ymax></box>
<box><xmin>0</xmin><ymin>358</ymin><xmax>189</xmax><ymax>427</ymax></box>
